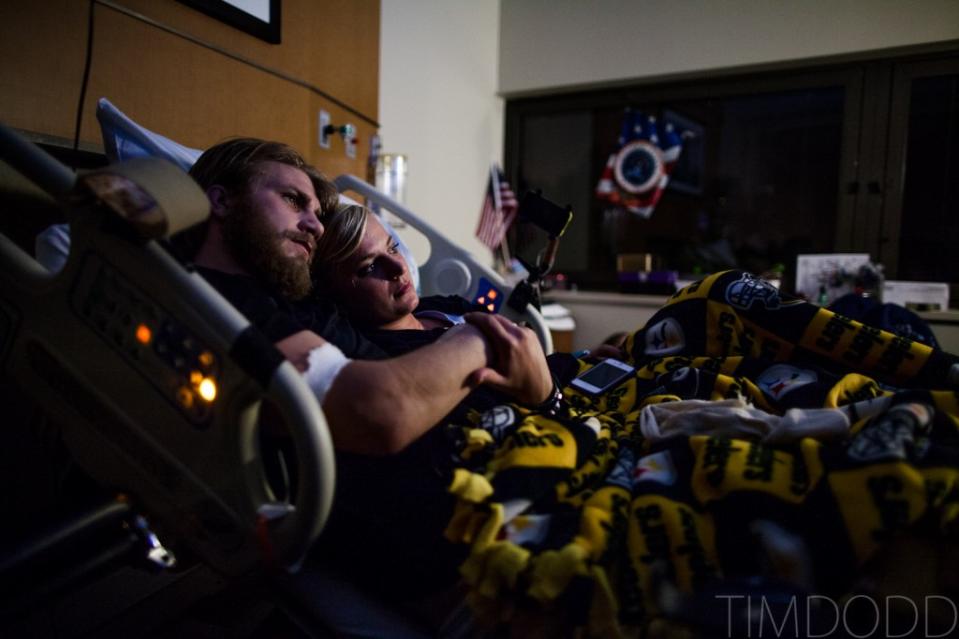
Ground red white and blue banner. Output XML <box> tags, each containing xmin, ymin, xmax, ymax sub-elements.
<box><xmin>595</xmin><ymin>109</ymin><xmax>683</xmax><ymax>219</ymax></box>
<box><xmin>476</xmin><ymin>164</ymin><xmax>519</xmax><ymax>251</ymax></box>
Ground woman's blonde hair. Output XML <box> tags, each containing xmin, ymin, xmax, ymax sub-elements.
<box><xmin>313</xmin><ymin>203</ymin><xmax>370</xmax><ymax>279</ymax></box>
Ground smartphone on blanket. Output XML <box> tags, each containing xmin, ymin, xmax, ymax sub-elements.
<box><xmin>570</xmin><ymin>358</ymin><xmax>635</xmax><ymax>395</ymax></box>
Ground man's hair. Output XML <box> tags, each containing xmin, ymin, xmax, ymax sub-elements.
<box><xmin>189</xmin><ymin>137</ymin><xmax>338</xmax><ymax>217</ymax></box>
<box><xmin>171</xmin><ymin>138</ymin><xmax>338</xmax><ymax>262</ymax></box>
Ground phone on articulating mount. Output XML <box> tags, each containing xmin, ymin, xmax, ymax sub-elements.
<box><xmin>506</xmin><ymin>190</ymin><xmax>573</xmax><ymax>314</ymax></box>
<box><xmin>569</xmin><ymin>359</ymin><xmax>636</xmax><ymax>395</ymax></box>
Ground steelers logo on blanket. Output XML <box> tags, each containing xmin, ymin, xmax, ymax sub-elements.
<box><xmin>441</xmin><ymin>270</ymin><xmax>959</xmax><ymax>636</ymax></box>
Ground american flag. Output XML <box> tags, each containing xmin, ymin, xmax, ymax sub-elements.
<box><xmin>595</xmin><ymin>109</ymin><xmax>684</xmax><ymax>219</ymax></box>
<box><xmin>475</xmin><ymin>164</ymin><xmax>518</xmax><ymax>250</ymax></box>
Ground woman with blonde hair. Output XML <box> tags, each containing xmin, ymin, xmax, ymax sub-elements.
<box><xmin>312</xmin><ymin>204</ymin><xmax>492</xmax><ymax>356</ymax></box>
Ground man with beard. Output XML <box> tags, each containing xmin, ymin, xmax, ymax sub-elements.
<box><xmin>186</xmin><ymin>140</ymin><xmax>556</xmax><ymax>612</ymax></box>
<box><xmin>186</xmin><ymin>138</ymin><xmax>554</xmax><ymax>456</ymax></box>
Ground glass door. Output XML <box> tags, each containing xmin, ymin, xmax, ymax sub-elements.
<box><xmin>878</xmin><ymin>57</ymin><xmax>959</xmax><ymax>293</ymax></box>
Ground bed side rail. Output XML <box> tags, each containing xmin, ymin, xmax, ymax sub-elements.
<box><xmin>0</xmin><ymin>124</ymin><xmax>334</xmax><ymax>576</ymax></box>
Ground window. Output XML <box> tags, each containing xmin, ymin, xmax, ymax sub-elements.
<box><xmin>505</xmin><ymin>49</ymin><xmax>959</xmax><ymax>305</ymax></box>
<box><xmin>875</xmin><ymin>58</ymin><xmax>959</xmax><ymax>285</ymax></box>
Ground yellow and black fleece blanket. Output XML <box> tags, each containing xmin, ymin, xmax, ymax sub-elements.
<box><xmin>442</xmin><ymin>270</ymin><xmax>959</xmax><ymax>636</ymax></box>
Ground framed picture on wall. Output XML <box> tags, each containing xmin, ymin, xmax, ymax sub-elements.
<box><xmin>662</xmin><ymin>109</ymin><xmax>704</xmax><ymax>195</ymax></box>
<box><xmin>177</xmin><ymin>0</ymin><xmax>281</xmax><ymax>44</ymax></box>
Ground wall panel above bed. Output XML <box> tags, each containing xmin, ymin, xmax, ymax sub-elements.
<box><xmin>0</xmin><ymin>0</ymin><xmax>378</xmax><ymax>180</ymax></box>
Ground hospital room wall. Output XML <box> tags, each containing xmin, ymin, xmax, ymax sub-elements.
<box><xmin>378</xmin><ymin>0</ymin><xmax>503</xmax><ymax>263</ymax></box>
<box><xmin>498</xmin><ymin>0</ymin><xmax>959</xmax><ymax>95</ymax></box>
<box><xmin>0</xmin><ymin>0</ymin><xmax>379</xmax><ymax>178</ymax></box>
<box><xmin>378</xmin><ymin>0</ymin><xmax>959</xmax><ymax>269</ymax></box>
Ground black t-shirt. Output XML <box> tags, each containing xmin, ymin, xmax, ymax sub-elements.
<box><xmin>197</xmin><ymin>268</ymin><xmax>464</xmax><ymax>597</ymax></box>
<box><xmin>196</xmin><ymin>266</ymin><xmax>387</xmax><ymax>360</ymax></box>
<box><xmin>358</xmin><ymin>295</ymin><xmax>487</xmax><ymax>356</ymax></box>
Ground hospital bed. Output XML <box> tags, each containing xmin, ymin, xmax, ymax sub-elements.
<box><xmin>0</xmin><ymin>121</ymin><xmax>341</xmax><ymax>635</ymax></box>
<box><xmin>0</xmin><ymin>101</ymin><xmax>550</xmax><ymax>637</ymax></box>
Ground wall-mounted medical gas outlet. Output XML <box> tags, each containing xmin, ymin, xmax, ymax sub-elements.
<box><xmin>319</xmin><ymin>113</ymin><xmax>357</xmax><ymax>157</ymax></box>
<box><xmin>344</xmin><ymin>125</ymin><xmax>357</xmax><ymax>159</ymax></box>
<box><xmin>318</xmin><ymin>110</ymin><xmax>331</xmax><ymax>149</ymax></box>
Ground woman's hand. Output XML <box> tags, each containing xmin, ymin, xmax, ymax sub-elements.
<box><xmin>463</xmin><ymin>312</ymin><xmax>553</xmax><ymax>405</ymax></box>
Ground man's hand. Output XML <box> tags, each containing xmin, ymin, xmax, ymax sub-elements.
<box><xmin>463</xmin><ymin>313</ymin><xmax>553</xmax><ymax>405</ymax></box>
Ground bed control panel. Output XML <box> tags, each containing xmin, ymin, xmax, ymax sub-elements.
<box><xmin>473</xmin><ymin>277</ymin><xmax>504</xmax><ymax>313</ymax></box>
<box><xmin>71</xmin><ymin>253</ymin><xmax>220</xmax><ymax>425</ymax></box>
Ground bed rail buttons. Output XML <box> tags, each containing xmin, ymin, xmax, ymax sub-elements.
<box><xmin>73</xmin><ymin>255</ymin><xmax>219</xmax><ymax>425</ymax></box>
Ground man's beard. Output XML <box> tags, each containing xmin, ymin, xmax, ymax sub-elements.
<box><xmin>222</xmin><ymin>198</ymin><xmax>314</xmax><ymax>301</ymax></box>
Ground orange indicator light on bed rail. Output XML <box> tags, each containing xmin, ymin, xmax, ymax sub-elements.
<box><xmin>176</xmin><ymin>386</ymin><xmax>194</xmax><ymax>409</ymax></box>
<box><xmin>488</xmin><ymin>290</ymin><xmax>497</xmax><ymax>299</ymax></box>
<box><xmin>198</xmin><ymin>377</ymin><xmax>217</xmax><ymax>402</ymax></box>
<box><xmin>135</xmin><ymin>323</ymin><xmax>152</xmax><ymax>344</ymax></box>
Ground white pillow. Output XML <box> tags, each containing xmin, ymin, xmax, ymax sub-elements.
<box><xmin>96</xmin><ymin>98</ymin><xmax>202</xmax><ymax>169</ymax></box>
<box><xmin>35</xmin><ymin>223</ymin><xmax>71</xmax><ymax>273</ymax></box>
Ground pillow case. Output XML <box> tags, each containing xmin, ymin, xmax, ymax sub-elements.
<box><xmin>97</xmin><ymin>98</ymin><xmax>202</xmax><ymax>170</ymax></box>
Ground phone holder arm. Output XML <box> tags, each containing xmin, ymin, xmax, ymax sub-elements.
<box><xmin>506</xmin><ymin>191</ymin><xmax>573</xmax><ymax>313</ymax></box>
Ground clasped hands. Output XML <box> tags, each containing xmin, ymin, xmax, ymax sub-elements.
<box><xmin>462</xmin><ymin>312</ymin><xmax>554</xmax><ymax>406</ymax></box>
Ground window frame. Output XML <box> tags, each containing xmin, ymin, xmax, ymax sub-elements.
<box><xmin>504</xmin><ymin>45</ymin><xmax>959</xmax><ymax>298</ymax></box>
<box><xmin>877</xmin><ymin>56</ymin><xmax>959</xmax><ymax>281</ymax></box>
